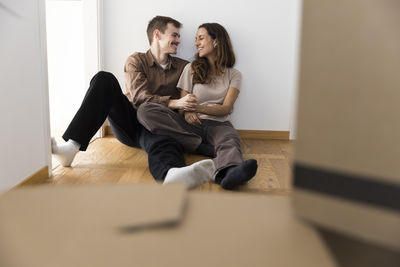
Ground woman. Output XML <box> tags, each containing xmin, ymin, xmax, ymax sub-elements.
<box><xmin>138</xmin><ymin>23</ymin><xmax>258</xmax><ymax>189</ymax></box>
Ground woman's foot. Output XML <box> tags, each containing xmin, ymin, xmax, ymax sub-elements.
<box><xmin>219</xmin><ymin>159</ymin><xmax>258</xmax><ymax>190</ymax></box>
<box><xmin>51</xmin><ymin>138</ymin><xmax>80</xmax><ymax>167</ymax></box>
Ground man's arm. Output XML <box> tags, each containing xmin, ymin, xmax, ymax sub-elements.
<box><xmin>168</xmin><ymin>93</ymin><xmax>197</xmax><ymax>110</ymax></box>
<box><xmin>124</xmin><ymin>56</ymin><xmax>170</xmax><ymax>109</ymax></box>
<box><xmin>125</xmin><ymin>55</ymin><xmax>197</xmax><ymax>110</ymax></box>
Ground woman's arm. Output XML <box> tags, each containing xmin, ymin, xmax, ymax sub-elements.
<box><xmin>195</xmin><ymin>87</ymin><xmax>240</xmax><ymax>116</ymax></box>
<box><xmin>179</xmin><ymin>90</ymin><xmax>201</xmax><ymax>125</ymax></box>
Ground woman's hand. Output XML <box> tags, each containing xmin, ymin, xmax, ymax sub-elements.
<box><xmin>184</xmin><ymin>112</ymin><xmax>202</xmax><ymax>125</ymax></box>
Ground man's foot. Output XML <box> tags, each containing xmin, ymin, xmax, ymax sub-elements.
<box><xmin>219</xmin><ymin>159</ymin><xmax>258</xmax><ymax>190</ymax></box>
<box><xmin>51</xmin><ymin>138</ymin><xmax>80</xmax><ymax>167</ymax></box>
<box><xmin>163</xmin><ymin>159</ymin><xmax>215</xmax><ymax>189</ymax></box>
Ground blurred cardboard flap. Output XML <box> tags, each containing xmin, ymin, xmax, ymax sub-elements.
<box><xmin>0</xmin><ymin>183</ymin><xmax>187</xmax><ymax>231</ymax></box>
<box><xmin>0</xmin><ymin>183</ymin><xmax>336</xmax><ymax>267</ymax></box>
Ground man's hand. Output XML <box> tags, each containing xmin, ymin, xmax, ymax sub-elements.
<box><xmin>184</xmin><ymin>112</ymin><xmax>202</xmax><ymax>125</ymax></box>
<box><xmin>168</xmin><ymin>94</ymin><xmax>197</xmax><ymax>111</ymax></box>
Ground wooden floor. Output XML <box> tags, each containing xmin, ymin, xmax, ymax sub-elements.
<box><xmin>48</xmin><ymin>136</ymin><xmax>294</xmax><ymax>194</ymax></box>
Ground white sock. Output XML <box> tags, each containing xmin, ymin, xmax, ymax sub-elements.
<box><xmin>163</xmin><ymin>159</ymin><xmax>216</xmax><ymax>189</ymax></box>
<box><xmin>51</xmin><ymin>137</ymin><xmax>80</xmax><ymax>167</ymax></box>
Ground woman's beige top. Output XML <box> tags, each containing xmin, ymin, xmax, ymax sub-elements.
<box><xmin>177</xmin><ymin>63</ymin><xmax>242</xmax><ymax>122</ymax></box>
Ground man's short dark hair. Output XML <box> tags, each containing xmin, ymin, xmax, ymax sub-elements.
<box><xmin>147</xmin><ymin>16</ymin><xmax>182</xmax><ymax>45</ymax></box>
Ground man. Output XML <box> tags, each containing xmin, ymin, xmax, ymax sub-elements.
<box><xmin>52</xmin><ymin>16</ymin><xmax>215</xmax><ymax>188</ymax></box>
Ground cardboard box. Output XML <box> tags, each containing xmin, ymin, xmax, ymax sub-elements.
<box><xmin>293</xmin><ymin>0</ymin><xmax>400</xmax><ymax>257</ymax></box>
<box><xmin>0</xmin><ymin>184</ymin><xmax>336</xmax><ymax>267</ymax></box>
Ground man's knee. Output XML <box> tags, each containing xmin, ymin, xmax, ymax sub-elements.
<box><xmin>84</xmin><ymin>71</ymin><xmax>122</xmax><ymax>101</ymax></box>
<box><xmin>95</xmin><ymin>71</ymin><xmax>116</xmax><ymax>80</ymax></box>
<box><xmin>90</xmin><ymin>71</ymin><xmax>119</xmax><ymax>88</ymax></box>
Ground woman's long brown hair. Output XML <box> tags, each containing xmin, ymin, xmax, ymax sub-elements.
<box><xmin>191</xmin><ymin>23</ymin><xmax>235</xmax><ymax>84</ymax></box>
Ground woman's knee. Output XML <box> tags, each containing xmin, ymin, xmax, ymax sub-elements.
<box><xmin>137</xmin><ymin>102</ymin><xmax>154</xmax><ymax>120</ymax></box>
<box><xmin>138</xmin><ymin>103</ymin><xmax>168</xmax><ymax>119</ymax></box>
<box><xmin>220</xmin><ymin>134</ymin><xmax>241</xmax><ymax>146</ymax></box>
<box><xmin>212</xmin><ymin>128</ymin><xmax>240</xmax><ymax>143</ymax></box>
<box><xmin>137</xmin><ymin>103</ymin><xmax>164</xmax><ymax>129</ymax></box>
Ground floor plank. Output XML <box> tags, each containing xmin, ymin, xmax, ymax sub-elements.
<box><xmin>47</xmin><ymin>137</ymin><xmax>294</xmax><ymax>194</ymax></box>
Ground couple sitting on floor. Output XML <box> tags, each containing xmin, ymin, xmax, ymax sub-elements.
<box><xmin>52</xmin><ymin>15</ymin><xmax>258</xmax><ymax>190</ymax></box>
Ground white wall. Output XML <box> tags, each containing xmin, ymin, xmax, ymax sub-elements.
<box><xmin>0</xmin><ymin>0</ymin><xmax>50</xmax><ymax>192</ymax></box>
<box><xmin>101</xmin><ymin>0</ymin><xmax>302</xmax><ymax>133</ymax></box>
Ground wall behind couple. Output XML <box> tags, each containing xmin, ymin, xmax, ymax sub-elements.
<box><xmin>102</xmin><ymin>0</ymin><xmax>302</xmax><ymax>138</ymax></box>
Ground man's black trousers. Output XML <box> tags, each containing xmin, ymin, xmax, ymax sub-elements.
<box><xmin>62</xmin><ymin>71</ymin><xmax>185</xmax><ymax>181</ymax></box>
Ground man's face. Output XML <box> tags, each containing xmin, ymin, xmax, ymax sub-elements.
<box><xmin>158</xmin><ymin>23</ymin><xmax>181</xmax><ymax>55</ymax></box>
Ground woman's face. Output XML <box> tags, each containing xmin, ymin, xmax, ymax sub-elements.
<box><xmin>195</xmin><ymin>27</ymin><xmax>216</xmax><ymax>58</ymax></box>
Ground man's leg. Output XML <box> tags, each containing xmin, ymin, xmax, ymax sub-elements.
<box><xmin>54</xmin><ymin>71</ymin><xmax>214</xmax><ymax>187</ymax></box>
<box><xmin>138</xmin><ymin>128</ymin><xmax>185</xmax><ymax>181</ymax></box>
<box><xmin>62</xmin><ymin>71</ymin><xmax>139</xmax><ymax>149</ymax></box>
<box><xmin>53</xmin><ymin>71</ymin><xmax>139</xmax><ymax>166</ymax></box>
<box><xmin>139</xmin><ymin>128</ymin><xmax>215</xmax><ymax>189</ymax></box>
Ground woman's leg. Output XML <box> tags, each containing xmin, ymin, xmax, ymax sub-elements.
<box><xmin>205</xmin><ymin>120</ymin><xmax>258</xmax><ymax>189</ymax></box>
<box><xmin>204</xmin><ymin>120</ymin><xmax>243</xmax><ymax>172</ymax></box>
<box><xmin>137</xmin><ymin>102</ymin><xmax>204</xmax><ymax>152</ymax></box>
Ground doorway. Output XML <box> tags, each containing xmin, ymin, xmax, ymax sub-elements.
<box><xmin>45</xmin><ymin>0</ymin><xmax>101</xmax><ymax>168</ymax></box>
